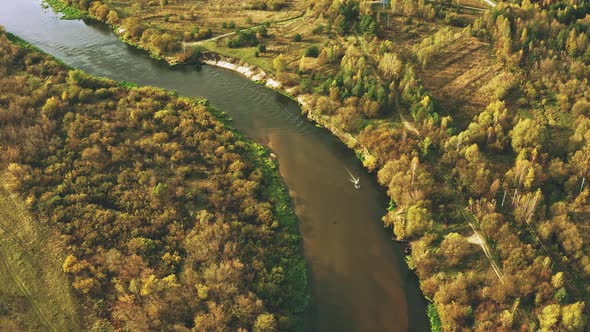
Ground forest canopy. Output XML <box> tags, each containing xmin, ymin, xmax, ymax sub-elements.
<box><xmin>14</xmin><ymin>0</ymin><xmax>590</xmax><ymax>329</ymax></box>
<box><xmin>0</xmin><ymin>28</ymin><xmax>306</xmax><ymax>331</ymax></box>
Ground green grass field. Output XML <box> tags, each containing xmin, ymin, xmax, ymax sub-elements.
<box><xmin>0</xmin><ymin>182</ymin><xmax>83</xmax><ymax>331</ymax></box>
<box><xmin>200</xmin><ymin>40</ymin><xmax>277</xmax><ymax>74</ymax></box>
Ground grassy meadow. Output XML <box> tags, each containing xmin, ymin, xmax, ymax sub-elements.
<box><xmin>0</xmin><ymin>182</ymin><xmax>83</xmax><ymax>331</ymax></box>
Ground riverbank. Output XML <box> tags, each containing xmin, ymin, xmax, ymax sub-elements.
<box><xmin>20</xmin><ymin>0</ymin><xmax>590</xmax><ymax>330</ymax></box>
<box><xmin>42</xmin><ymin>0</ymin><xmax>372</xmax><ymax>162</ymax></box>
<box><xmin>42</xmin><ymin>0</ymin><xmax>86</xmax><ymax>19</ymax></box>
<box><xmin>38</xmin><ymin>1</ymin><xmax>432</xmax><ymax>329</ymax></box>
<box><xmin>40</xmin><ymin>0</ymin><xmax>402</xmax><ymax>207</ymax></box>
<box><xmin>208</xmin><ymin>103</ymin><xmax>309</xmax><ymax>330</ymax></box>
<box><xmin>190</xmin><ymin>36</ymin><xmax>442</xmax><ymax>332</ymax></box>
<box><xmin>0</xmin><ymin>26</ymin><xmax>309</xmax><ymax>330</ymax></box>
<box><xmin>199</xmin><ymin>52</ymin><xmax>376</xmax><ymax>165</ymax></box>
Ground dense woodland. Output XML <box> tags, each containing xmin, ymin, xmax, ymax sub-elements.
<box><xmin>0</xmin><ymin>29</ymin><xmax>306</xmax><ymax>331</ymax></box>
<box><xmin>296</xmin><ymin>1</ymin><xmax>590</xmax><ymax>330</ymax></box>
<box><xmin>20</xmin><ymin>0</ymin><xmax>590</xmax><ymax>330</ymax></box>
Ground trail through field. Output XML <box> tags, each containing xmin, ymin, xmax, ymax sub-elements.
<box><xmin>0</xmin><ymin>183</ymin><xmax>82</xmax><ymax>331</ymax></box>
<box><xmin>0</xmin><ymin>189</ymin><xmax>56</xmax><ymax>331</ymax></box>
<box><xmin>470</xmin><ymin>224</ymin><xmax>504</xmax><ymax>282</ymax></box>
<box><xmin>459</xmin><ymin>209</ymin><xmax>505</xmax><ymax>283</ymax></box>
<box><xmin>399</xmin><ymin>111</ymin><xmax>420</xmax><ymax>136</ymax></box>
<box><xmin>0</xmin><ymin>247</ymin><xmax>56</xmax><ymax>331</ymax></box>
<box><xmin>466</xmin><ymin>233</ymin><xmax>482</xmax><ymax>245</ymax></box>
<box><xmin>183</xmin><ymin>11</ymin><xmax>305</xmax><ymax>47</ymax></box>
<box><xmin>483</xmin><ymin>0</ymin><xmax>497</xmax><ymax>7</ymax></box>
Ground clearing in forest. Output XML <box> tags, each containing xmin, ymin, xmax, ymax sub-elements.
<box><xmin>418</xmin><ymin>35</ymin><xmax>506</xmax><ymax>128</ymax></box>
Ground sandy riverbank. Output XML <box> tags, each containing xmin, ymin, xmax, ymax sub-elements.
<box><xmin>199</xmin><ymin>53</ymin><xmax>375</xmax><ymax>164</ymax></box>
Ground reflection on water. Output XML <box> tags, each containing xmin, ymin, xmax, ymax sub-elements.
<box><xmin>0</xmin><ymin>1</ymin><xmax>429</xmax><ymax>330</ymax></box>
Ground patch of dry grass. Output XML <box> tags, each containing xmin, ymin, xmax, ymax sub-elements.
<box><xmin>456</xmin><ymin>0</ymin><xmax>489</xmax><ymax>9</ymax></box>
<box><xmin>198</xmin><ymin>14</ymin><xmax>333</xmax><ymax>75</ymax></box>
<box><xmin>417</xmin><ymin>36</ymin><xmax>506</xmax><ymax>128</ymax></box>
<box><xmin>111</xmin><ymin>0</ymin><xmax>306</xmax><ymax>38</ymax></box>
<box><xmin>0</xmin><ymin>182</ymin><xmax>83</xmax><ymax>331</ymax></box>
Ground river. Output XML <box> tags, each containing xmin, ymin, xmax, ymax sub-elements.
<box><xmin>0</xmin><ymin>1</ymin><xmax>428</xmax><ymax>330</ymax></box>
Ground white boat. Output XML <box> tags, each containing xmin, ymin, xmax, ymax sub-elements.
<box><xmin>346</xmin><ymin>168</ymin><xmax>360</xmax><ymax>189</ymax></box>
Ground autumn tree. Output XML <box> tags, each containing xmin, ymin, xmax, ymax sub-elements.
<box><xmin>511</xmin><ymin>118</ymin><xmax>546</xmax><ymax>154</ymax></box>
<box><xmin>538</xmin><ymin>304</ymin><xmax>561</xmax><ymax>331</ymax></box>
<box><xmin>273</xmin><ymin>54</ymin><xmax>286</xmax><ymax>72</ymax></box>
<box><xmin>254</xmin><ymin>313</ymin><xmax>276</xmax><ymax>332</ymax></box>
<box><xmin>378</xmin><ymin>52</ymin><xmax>403</xmax><ymax>81</ymax></box>
<box><xmin>439</xmin><ymin>232</ymin><xmax>471</xmax><ymax>267</ymax></box>
<box><xmin>561</xmin><ymin>302</ymin><xmax>587</xmax><ymax>332</ymax></box>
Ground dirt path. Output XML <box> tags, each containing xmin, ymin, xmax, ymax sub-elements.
<box><xmin>483</xmin><ymin>0</ymin><xmax>497</xmax><ymax>7</ymax></box>
<box><xmin>466</xmin><ymin>233</ymin><xmax>482</xmax><ymax>245</ymax></box>
<box><xmin>0</xmin><ymin>246</ymin><xmax>56</xmax><ymax>331</ymax></box>
<box><xmin>427</xmin><ymin>0</ymin><xmax>492</xmax><ymax>12</ymax></box>
<box><xmin>0</xmin><ymin>187</ymin><xmax>57</xmax><ymax>332</ymax></box>
<box><xmin>399</xmin><ymin>111</ymin><xmax>420</xmax><ymax>136</ymax></box>
<box><xmin>183</xmin><ymin>11</ymin><xmax>305</xmax><ymax>48</ymax></box>
<box><xmin>353</xmin><ymin>34</ymin><xmax>422</xmax><ymax>136</ymax></box>
<box><xmin>460</xmin><ymin>209</ymin><xmax>505</xmax><ymax>283</ymax></box>
<box><xmin>0</xmin><ymin>183</ymin><xmax>81</xmax><ymax>331</ymax></box>
<box><xmin>471</xmin><ymin>225</ymin><xmax>504</xmax><ymax>282</ymax></box>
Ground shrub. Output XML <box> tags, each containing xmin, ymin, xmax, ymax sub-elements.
<box><xmin>245</xmin><ymin>1</ymin><xmax>267</xmax><ymax>10</ymax></box>
<box><xmin>258</xmin><ymin>25</ymin><xmax>268</xmax><ymax>37</ymax></box>
<box><xmin>359</xmin><ymin>15</ymin><xmax>377</xmax><ymax>35</ymax></box>
<box><xmin>428</xmin><ymin>304</ymin><xmax>442</xmax><ymax>332</ymax></box>
<box><xmin>292</xmin><ymin>33</ymin><xmax>302</xmax><ymax>42</ymax></box>
<box><xmin>267</xmin><ymin>0</ymin><xmax>286</xmax><ymax>11</ymax></box>
<box><xmin>312</xmin><ymin>24</ymin><xmax>324</xmax><ymax>35</ymax></box>
<box><xmin>273</xmin><ymin>54</ymin><xmax>286</xmax><ymax>72</ymax></box>
<box><xmin>304</xmin><ymin>46</ymin><xmax>319</xmax><ymax>58</ymax></box>
<box><xmin>227</xmin><ymin>29</ymin><xmax>259</xmax><ymax>48</ymax></box>
<box><xmin>300</xmin><ymin>78</ymin><xmax>312</xmax><ymax>93</ymax></box>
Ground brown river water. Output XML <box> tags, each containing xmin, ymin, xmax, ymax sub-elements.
<box><xmin>0</xmin><ymin>1</ymin><xmax>429</xmax><ymax>330</ymax></box>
